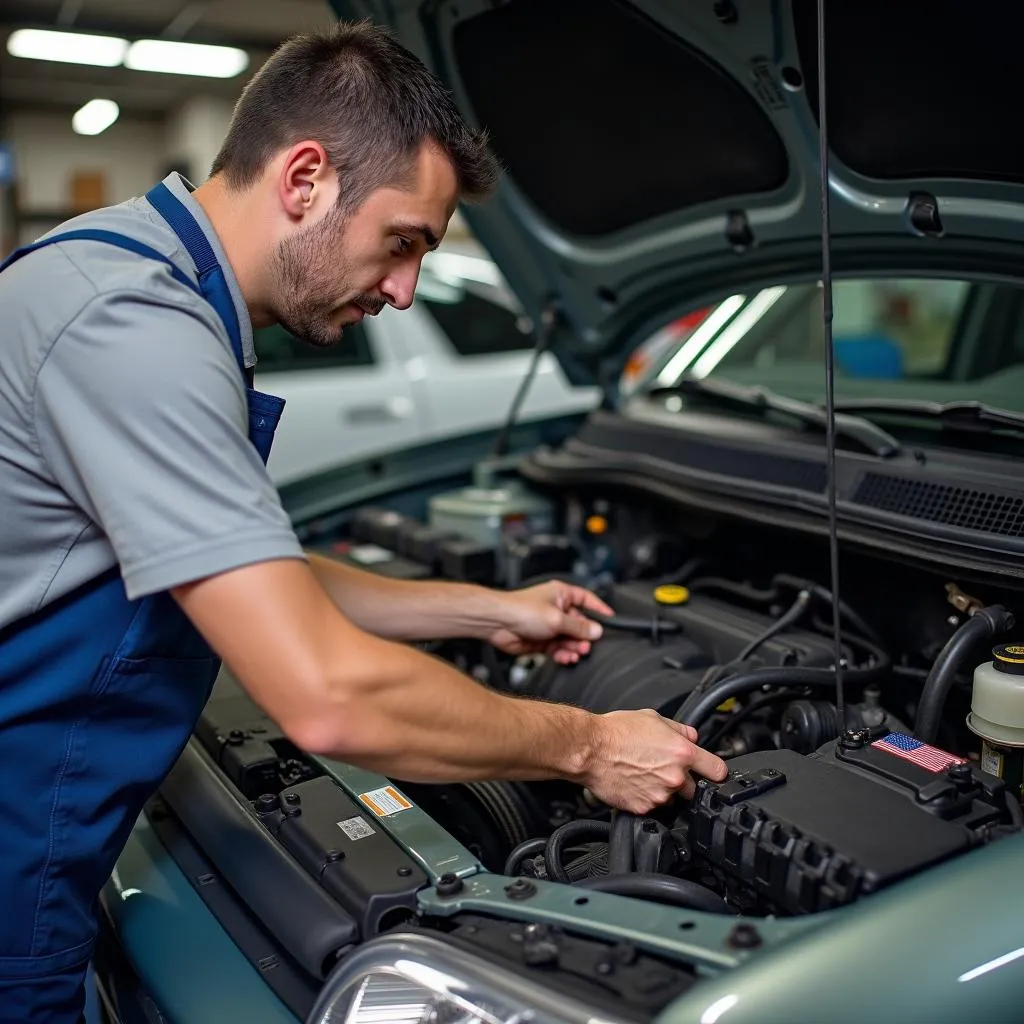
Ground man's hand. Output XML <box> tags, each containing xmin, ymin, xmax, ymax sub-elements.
<box><xmin>485</xmin><ymin>580</ymin><xmax>614</xmax><ymax>665</ymax></box>
<box><xmin>582</xmin><ymin>711</ymin><xmax>728</xmax><ymax>813</ymax></box>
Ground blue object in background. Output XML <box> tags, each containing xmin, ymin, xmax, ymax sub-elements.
<box><xmin>834</xmin><ymin>333</ymin><xmax>905</xmax><ymax>379</ymax></box>
<box><xmin>0</xmin><ymin>144</ymin><xmax>14</xmax><ymax>186</ymax></box>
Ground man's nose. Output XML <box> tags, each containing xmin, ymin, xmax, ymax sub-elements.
<box><xmin>380</xmin><ymin>263</ymin><xmax>421</xmax><ymax>311</ymax></box>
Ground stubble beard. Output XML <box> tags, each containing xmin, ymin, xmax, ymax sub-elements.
<box><xmin>272</xmin><ymin>205</ymin><xmax>353</xmax><ymax>349</ymax></box>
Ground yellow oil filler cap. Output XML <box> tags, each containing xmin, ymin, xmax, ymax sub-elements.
<box><xmin>653</xmin><ymin>584</ymin><xmax>690</xmax><ymax>606</ymax></box>
<box><xmin>993</xmin><ymin>645</ymin><xmax>1024</xmax><ymax>670</ymax></box>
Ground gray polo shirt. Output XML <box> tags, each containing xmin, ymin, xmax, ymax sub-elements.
<box><xmin>0</xmin><ymin>173</ymin><xmax>304</xmax><ymax>631</ymax></box>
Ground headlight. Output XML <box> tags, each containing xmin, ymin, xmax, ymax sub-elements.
<box><xmin>307</xmin><ymin>932</ymin><xmax>625</xmax><ymax>1024</ymax></box>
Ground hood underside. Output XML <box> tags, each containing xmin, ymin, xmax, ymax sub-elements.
<box><xmin>329</xmin><ymin>0</ymin><xmax>1024</xmax><ymax>386</ymax></box>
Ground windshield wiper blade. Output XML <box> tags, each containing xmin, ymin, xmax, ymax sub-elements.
<box><xmin>832</xmin><ymin>398</ymin><xmax>1024</xmax><ymax>434</ymax></box>
<box><xmin>663</xmin><ymin>376</ymin><xmax>900</xmax><ymax>458</ymax></box>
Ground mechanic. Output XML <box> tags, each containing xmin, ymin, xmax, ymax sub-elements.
<box><xmin>0</xmin><ymin>21</ymin><xmax>727</xmax><ymax>1022</ymax></box>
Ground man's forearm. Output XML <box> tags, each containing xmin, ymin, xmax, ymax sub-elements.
<box><xmin>310</xmin><ymin>633</ymin><xmax>598</xmax><ymax>783</ymax></box>
<box><xmin>174</xmin><ymin>559</ymin><xmax>725</xmax><ymax>813</ymax></box>
<box><xmin>306</xmin><ymin>549</ymin><xmax>504</xmax><ymax>641</ymax></box>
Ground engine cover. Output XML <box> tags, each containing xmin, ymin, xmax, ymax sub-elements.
<box><xmin>689</xmin><ymin>733</ymin><xmax>1009</xmax><ymax>915</ymax></box>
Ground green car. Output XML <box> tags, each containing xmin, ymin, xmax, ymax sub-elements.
<box><xmin>94</xmin><ymin>2</ymin><xmax>1024</xmax><ymax>1022</ymax></box>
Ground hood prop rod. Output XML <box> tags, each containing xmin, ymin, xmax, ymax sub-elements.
<box><xmin>816</xmin><ymin>0</ymin><xmax>846</xmax><ymax>723</ymax></box>
<box><xmin>491</xmin><ymin>301</ymin><xmax>559</xmax><ymax>459</ymax></box>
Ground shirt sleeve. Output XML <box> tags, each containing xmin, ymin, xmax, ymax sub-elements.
<box><xmin>34</xmin><ymin>280</ymin><xmax>305</xmax><ymax>600</ymax></box>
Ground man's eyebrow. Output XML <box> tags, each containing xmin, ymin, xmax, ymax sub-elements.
<box><xmin>394</xmin><ymin>222</ymin><xmax>440</xmax><ymax>249</ymax></box>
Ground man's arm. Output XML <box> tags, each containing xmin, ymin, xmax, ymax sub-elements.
<box><xmin>306</xmin><ymin>550</ymin><xmax>507</xmax><ymax>641</ymax></box>
<box><xmin>173</xmin><ymin>558</ymin><xmax>727</xmax><ymax>813</ymax></box>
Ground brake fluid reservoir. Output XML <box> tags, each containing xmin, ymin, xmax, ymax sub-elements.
<box><xmin>428</xmin><ymin>464</ymin><xmax>553</xmax><ymax>551</ymax></box>
<box><xmin>967</xmin><ymin>644</ymin><xmax>1024</xmax><ymax>797</ymax></box>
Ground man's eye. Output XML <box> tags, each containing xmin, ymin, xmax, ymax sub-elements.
<box><xmin>394</xmin><ymin>237</ymin><xmax>412</xmax><ymax>255</ymax></box>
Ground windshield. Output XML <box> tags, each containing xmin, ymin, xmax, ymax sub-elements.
<box><xmin>641</xmin><ymin>277</ymin><xmax>1024</xmax><ymax>414</ymax></box>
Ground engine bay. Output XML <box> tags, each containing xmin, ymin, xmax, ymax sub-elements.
<box><xmin>141</xmin><ymin>467</ymin><xmax>1024</xmax><ymax>1019</ymax></box>
<box><xmin>181</xmin><ymin>468</ymin><xmax>1024</xmax><ymax>945</ymax></box>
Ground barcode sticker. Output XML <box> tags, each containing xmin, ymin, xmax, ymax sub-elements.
<box><xmin>359</xmin><ymin>785</ymin><xmax>413</xmax><ymax>817</ymax></box>
<box><xmin>337</xmin><ymin>815</ymin><xmax>375</xmax><ymax>841</ymax></box>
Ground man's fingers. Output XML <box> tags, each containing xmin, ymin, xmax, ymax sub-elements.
<box><xmin>688</xmin><ymin>743</ymin><xmax>729</xmax><ymax>783</ymax></box>
<box><xmin>563</xmin><ymin>584</ymin><xmax>615</xmax><ymax>618</ymax></box>
<box><xmin>663</xmin><ymin>717</ymin><xmax>727</xmax><ymax>781</ymax></box>
<box><xmin>666</xmin><ymin>719</ymin><xmax>699</xmax><ymax>743</ymax></box>
<box><xmin>550</xmin><ymin>637</ymin><xmax>590</xmax><ymax>654</ymax></box>
<box><xmin>556</xmin><ymin>610</ymin><xmax>603</xmax><ymax>642</ymax></box>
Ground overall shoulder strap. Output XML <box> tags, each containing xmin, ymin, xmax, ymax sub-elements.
<box><xmin>144</xmin><ymin>183</ymin><xmax>220</xmax><ymax>277</ymax></box>
<box><xmin>0</xmin><ymin>229</ymin><xmax>202</xmax><ymax>296</ymax></box>
<box><xmin>144</xmin><ymin>182</ymin><xmax>246</xmax><ymax>376</ymax></box>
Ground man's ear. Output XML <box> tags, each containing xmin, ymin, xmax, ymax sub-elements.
<box><xmin>278</xmin><ymin>141</ymin><xmax>334</xmax><ymax>221</ymax></box>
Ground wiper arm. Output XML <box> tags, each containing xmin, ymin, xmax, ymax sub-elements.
<box><xmin>832</xmin><ymin>398</ymin><xmax>1024</xmax><ymax>435</ymax></box>
<box><xmin>666</xmin><ymin>375</ymin><xmax>900</xmax><ymax>458</ymax></box>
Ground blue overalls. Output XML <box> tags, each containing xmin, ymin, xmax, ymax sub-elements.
<box><xmin>0</xmin><ymin>183</ymin><xmax>285</xmax><ymax>1023</ymax></box>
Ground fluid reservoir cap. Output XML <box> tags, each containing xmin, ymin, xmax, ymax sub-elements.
<box><xmin>585</xmin><ymin>515</ymin><xmax>608</xmax><ymax>535</ymax></box>
<box><xmin>654</xmin><ymin>584</ymin><xmax>690</xmax><ymax>606</ymax></box>
<box><xmin>968</xmin><ymin>650</ymin><xmax>1024</xmax><ymax>747</ymax></box>
<box><xmin>993</xmin><ymin>645</ymin><xmax>1024</xmax><ymax>675</ymax></box>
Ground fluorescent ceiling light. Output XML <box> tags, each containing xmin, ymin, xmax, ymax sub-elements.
<box><xmin>6</xmin><ymin>28</ymin><xmax>127</xmax><ymax>67</ymax></box>
<box><xmin>691</xmin><ymin>286</ymin><xmax>787</xmax><ymax>378</ymax></box>
<box><xmin>124</xmin><ymin>39</ymin><xmax>248</xmax><ymax>78</ymax></box>
<box><xmin>72</xmin><ymin>98</ymin><xmax>120</xmax><ymax>136</ymax></box>
<box><xmin>656</xmin><ymin>294</ymin><xmax>746</xmax><ymax>385</ymax></box>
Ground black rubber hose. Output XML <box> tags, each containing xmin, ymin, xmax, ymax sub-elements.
<box><xmin>810</xmin><ymin>617</ymin><xmax>889</xmax><ymax>669</ymax></box>
<box><xmin>608</xmin><ymin>811</ymin><xmax>635</xmax><ymax>875</ymax></box>
<box><xmin>1006</xmin><ymin>791</ymin><xmax>1024</xmax><ymax>830</ymax></box>
<box><xmin>677</xmin><ymin>662</ymin><xmax>888</xmax><ymax>734</ymax></box>
<box><xmin>544</xmin><ymin>820</ymin><xmax>611</xmax><ymax>883</ymax></box>
<box><xmin>915</xmin><ymin>606</ymin><xmax>1014</xmax><ymax>744</ymax></box>
<box><xmin>772</xmin><ymin>574</ymin><xmax>885</xmax><ymax>648</ymax></box>
<box><xmin>572</xmin><ymin>873</ymin><xmax>734</xmax><ymax>915</ymax></box>
<box><xmin>503</xmin><ymin>838</ymin><xmax>548</xmax><ymax>877</ymax></box>
<box><xmin>688</xmin><ymin>574</ymin><xmax>884</xmax><ymax>648</ymax></box>
<box><xmin>655</xmin><ymin>557</ymin><xmax>711</xmax><ymax>586</ymax></box>
<box><xmin>582</xmin><ymin>610</ymin><xmax>682</xmax><ymax>637</ymax></box>
<box><xmin>737</xmin><ymin>590</ymin><xmax>812</xmax><ymax>661</ymax></box>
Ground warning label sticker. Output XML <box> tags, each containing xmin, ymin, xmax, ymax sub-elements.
<box><xmin>359</xmin><ymin>785</ymin><xmax>413</xmax><ymax>817</ymax></box>
<box><xmin>337</xmin><ymin>816</ymin><xmax>375</xmax><ymax>841</ymax></box>
<box><xmin>981</xmin><ymin>742</ymin><xmax>1004</xmax><ymax>778</ymax></box>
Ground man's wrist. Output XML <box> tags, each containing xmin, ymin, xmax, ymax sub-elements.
<box><xmin>450</xmin><ymin>582</ymin><xmax>513</xmax><ymax>640</ymax></box>
<box><xmin>550</xmin><ymin>704</ymin><xmax>601</xmax><ymax>784</ymax></box>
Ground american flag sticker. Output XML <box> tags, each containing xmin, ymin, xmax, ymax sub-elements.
<box><xmin>871</xmin><ymin>732</ymin><xmax>967</xmax><ymax>773</ymax></box>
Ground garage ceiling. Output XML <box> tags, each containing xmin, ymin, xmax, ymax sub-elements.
<box><xmin>0</xmin><ymin>0</ymin><xmax>338</xmax><ymax>118</ymax></box>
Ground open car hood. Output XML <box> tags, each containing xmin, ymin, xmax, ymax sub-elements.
<box><xmin>328</xmin><ymin>0</ymin><xmax>1024</xmax><ymax>388</ymax></box>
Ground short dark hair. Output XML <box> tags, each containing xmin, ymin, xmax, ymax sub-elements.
<box><xmin>211</xmin><ymin>20</ymin><xmax>500</xmax><ymax>211</ymax></box>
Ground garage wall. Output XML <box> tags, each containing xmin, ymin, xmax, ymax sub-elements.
<box><xmin>164</xmin><ymin>96</ymin><xmax>236</xmax><ymax>185</ymax></box>
<box><xmin>3</xmin><ymin>104</ymin><xmax>476</xmax><ymax>248</ymax></box>
<box><xmin>7</xmin><ymin>111</ymin><xmax>167</xmax><ymax>212</ymax></box>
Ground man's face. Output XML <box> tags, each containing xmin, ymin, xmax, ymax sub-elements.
<box><xmin>271</xmin><ymin>143</ymin><xmax>458</xmax><ymax>347</ymax></box>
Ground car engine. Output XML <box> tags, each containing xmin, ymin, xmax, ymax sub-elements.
<box><xmin>282</xmin><ymin>477</ymin><xmax>1024</xmax><ymax>922</ymax></box>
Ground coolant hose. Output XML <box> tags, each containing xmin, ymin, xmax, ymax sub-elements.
<box><xmin>572</xmin><ymin>873</ymin><xmax>734</xmax><ymax>915</ymax></box>
<box><xmin>677</xmin><ymin>662</ymin><xmax>888</xmax><ymax>734</ymax></box>
<box><xmin>608</xmin><ymin>811</ymin><xmax>636</xmax><ymax>875</ymax></box>
<box><xmin>503</xmin><ymin>838</ymin><xmax>548</xmax><ymax>877</ymax></box>
<box><xmin>544</xmin><ymin>820</ymin><xmax>611</xmax><ymax>883</ymax></box>
<box><xmin>915</xmin><ymin>605</ymin><xmax>1014</xmax><ymax>744</ymax></box>
<box><xmin>737</xmin><ymin>589</ymin><xmax>812</xmax><ymax>661</ymax></box>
